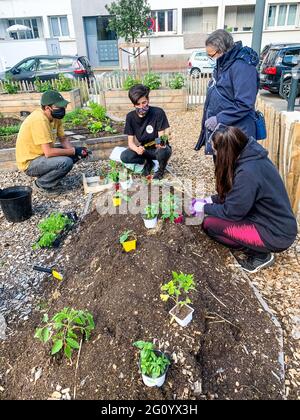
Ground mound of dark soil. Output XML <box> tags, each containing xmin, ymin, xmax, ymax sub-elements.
<box><xmin>0</xmin><ymin>212</ymin><xmax>283</xmax><ymax>400</ymax></box>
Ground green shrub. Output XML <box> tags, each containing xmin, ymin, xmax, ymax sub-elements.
<box><xmin>35</xmin><ymin>77</ymin><xmax>52</xmax><ymax>93</ymax></box>
<box><xmin>54</xmin><ymin>73</ymin><xmax>73</xmax><ymax>92</ymax></box>
<box><xmin>143</xmin><ymin>73</ymin><xmax>161</xmax><ymax>90</ymax></box>
<box><xmin>63</xmin><ymin>108</ymin><xmax>89</xmax><ymax>127</ymax></box>
<box><xmin>123</xmin><ymin>75</ymin><xmax>141</xmax><ymax>91</ymax></box>
<box><xmin>169</xmin><ymin>73</ymin><xmax>185</xmax><ymax>89</ymax></box>
<box><xmin>3</xmin><ymin>75</ymin><xmax>18</xmax><ymax>94</ymax></box>
<box><xmin>88</xmin><ymin>121</ymin><xmax>103</xmax><ymax>133</ymax></box>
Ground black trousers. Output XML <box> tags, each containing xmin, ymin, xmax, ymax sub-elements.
<box><xmin>121</xmin><ymin>145</ymin><xmax>172</xmax><ymax>167</ymax></box>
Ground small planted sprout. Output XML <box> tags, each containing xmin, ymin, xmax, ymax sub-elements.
<box><xmin>161</xmin><ymin>193</ymin><xmax>180</xmax><ymax>223</ymax></box>
<box><xmin>161</xmin><ymin>272</ymin><xmax>196</xmax><ymax>327</ymax></box>
<box><xmin>143</xmin><ymin>203</ymin><xmax>159</xmax><ymax>220</ymax></box>
<box><xmin>33</xmin><ymin>213</ymin><xmax>72</xmax><ymax>250</ymax></box>
<box><xmin>34</xmin><ymin>308</ymin><xmax>95</xmax><ymax>360</ymax></box>
<box><xmin>133</xmin><ymin>341</ymin><xmax>170</xmax><ymax>387</ymax></box>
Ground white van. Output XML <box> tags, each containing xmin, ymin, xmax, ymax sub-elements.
<box><xmin>188</xmin><ymin>50</ymin><xmax>214</xmax><ymax>77</ymax></box>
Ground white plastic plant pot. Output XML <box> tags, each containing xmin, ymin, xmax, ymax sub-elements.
<box><xmin>139</xmin><ymin>351</ymin><xmax>169</xmax><ymax>388</ymax></box>
<box><xmin>120</xmin><ymin>176</ymin><xmax>133</xmax><ymax>190</ymax></box>
<box><xmin>169</xmin><ymin>304</ymin><xmax>195</xmax><ymax>328</ymax></box>
<box><xmin>143</xmin><ymin>216</ymin><xmax>158</xmax><ymax>229</ymax></box>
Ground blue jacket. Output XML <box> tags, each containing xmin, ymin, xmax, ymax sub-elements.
<box><xmin>204</xmin><ymin>138</ymin><xmax>298</xmax><ymax>251</ymax></box>
<box><xmin>195</xmin><ymin>42</ymin><xmax>260</xmax><ymax>154</ymax></box>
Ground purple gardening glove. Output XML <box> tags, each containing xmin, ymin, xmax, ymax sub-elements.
<box><xmin>205</xmin><ymin>116</ymin><xmax>218</xmax><ymax>132</ymax></box>
<box><xmin>190</xmin><ymin>198</ymin><xmax>207</xmax><ymax>217</ymax></box>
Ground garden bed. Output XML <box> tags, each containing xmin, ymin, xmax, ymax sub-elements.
<box><xmin>0</xmin><ymin>211</ymin><xmax>283</xmax><ymax>400</ymax></box>
<box><xmin>0</xmin><ymin>117</ymin><xmax>21</xmax><ymax>149</ymax></box>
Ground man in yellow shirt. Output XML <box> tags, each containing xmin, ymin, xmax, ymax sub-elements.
<box><xmin>16</xmin><ymin>90</ymin><xmax>88</xmax><ymax>195</ymax></box>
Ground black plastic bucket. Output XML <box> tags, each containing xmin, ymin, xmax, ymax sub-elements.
<box><xmin>0</xmin><ymin>186</ymin><xmax>33</xmax><ymax>223</ymax></box>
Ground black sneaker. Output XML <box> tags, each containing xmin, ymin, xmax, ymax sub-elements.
<box><xmin>239</xmin><ymin>253</ymin><xmax>275</xmax><ymax>274</ymax></box>
<box><xmin>32</xmin><ymin>180</ymin><xmax>62</xmax><ymax>197</ymax></box>
<box><xmin>142</xmin><ymin>161</ymin><xmax>154</xmax><ymax>177</ymax></box>
<box><xmin>153</xmin><ymin>169</ymin><xmax>165</xmax><ymax>180</ymax></box>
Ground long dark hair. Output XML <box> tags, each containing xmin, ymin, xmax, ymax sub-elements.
<box><xmin>212</xmin><ymin>126</ymin><xmax>248</xmax><ymax>200</ymax></box>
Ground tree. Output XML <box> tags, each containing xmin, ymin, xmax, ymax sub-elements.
<box><xmin>105</xmin><ymin>0</ymin><xmax>151</xmax><ymax>44</ymax></box>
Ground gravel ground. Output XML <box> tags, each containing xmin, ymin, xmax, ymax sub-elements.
<box><xmin>0</xmin><ymin>106</ymin><xmax>299</xmax><ymax>399</ymax></box>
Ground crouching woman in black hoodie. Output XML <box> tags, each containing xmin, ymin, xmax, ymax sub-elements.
<box><xmin>201</xmin><ymin>126</ymin><xmax>298</xmax><ymax>273</ymax></box>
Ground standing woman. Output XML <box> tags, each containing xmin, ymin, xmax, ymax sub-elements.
<box><xmin>195</xmin><ymin>30</ymin><xmax>260</xmax><ymax>154</ymax></box>
<box><xmin>200</xmin><ymin>126</ymin><xmax>298</xmax><ymax>273</ymax></box>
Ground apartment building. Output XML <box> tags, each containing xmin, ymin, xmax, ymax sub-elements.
<box><xmin>0</xmin><ymin>0</ymin><xmax>299</xmax><ymax>70</ymax></box>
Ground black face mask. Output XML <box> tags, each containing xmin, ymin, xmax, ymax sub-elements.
<box><xmin>51</xmin><ymin>107</ymin><xmax>66</xmax><ymax>119</ymax></box>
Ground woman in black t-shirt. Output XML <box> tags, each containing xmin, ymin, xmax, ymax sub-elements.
<box><xmin>121</xmin><ymin>84</ymin><xmax>172</xmax><ymax>180</ymax></box>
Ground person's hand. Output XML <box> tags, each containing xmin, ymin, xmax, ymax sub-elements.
<box><xmin>136</xmin><ymin>146</ymin><xmax>145</xmax><ymax>155</ymax></box>
<box><xmin>75</xmin><ymin>147</ymin><xmax>89</xmax><ymax>159</ymax></box>
<box><xmin>155</xmin><ymin>144</ymin><xmax>166</xmax><ymax>149</ymax></box>
<box><xmin>205</xmin><ymin>116</ymin><xmax>218</xmax><ymax>132</ymax></box>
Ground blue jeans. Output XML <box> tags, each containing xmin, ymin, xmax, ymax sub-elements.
<box><xmin>25</xmin><ymin>156</ymin><xmax>74</xmax><ymax>189</ymax></box>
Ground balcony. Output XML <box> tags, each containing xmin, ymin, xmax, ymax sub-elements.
<box><xmin>224</xmin><ymin>5</ymin><xmax>255</xmax><ymax>33</ymax></box>
<box><xmin>182</xmin><ymin>7</ymin><xmax>218</xmax><ymax>34</ymax></box>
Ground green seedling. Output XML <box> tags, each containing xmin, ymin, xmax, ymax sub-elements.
<box><xmin>143</xmin><ymin>203</ymin><xmax>159</xmax><ymax>220</ymax></box>
<box><xmin>160</xmin><ymin>271</ymin><xmax>196</xmax><ymax>311</ymax></box>
<box><xmin>161</xmin><ymin>193</ymin><xmax>180</xmax><ymax>223</ymax></box>
<box><xmin>107</xmin><ymin>160</ymin><xmax>120</xmax><ymax>183</ymax></box>
<box><xmin>133</xmin><ymin>341</ymin><xmax>170</xmax><ymax>379</ymax></box>
<box><xmin>119</xmin><ymin>230</ymin><xmax>136</xmax><ymax>244</ymax></box>
<box><xmin>33</xmin><ymin>213</ymin><xmax>72</xmax><ymax>250</ymax></box>
<box><xmin>34</xmin><ymin>308</ymin><xmax>95</xmax><ymax>360</ymax></box>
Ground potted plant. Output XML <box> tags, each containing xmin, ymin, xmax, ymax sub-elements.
<box><xmin>160</xmin><ymin>271</ymin><xmax>196</xmax><ymax>327</ymax></box>
<box><xmin>161</xmin><ymin>193</ymin><xmax>180</xmax><ymax>224</ymax></box>
<box><xmin>119</xmin><ymin>230</ymin><xmax>137</xmax><ymax>252</ymax></box>
<box><xmin>119</xmin><ymin>169</ymin><xmax>133</xmax><ymax>190</ymax></box>
<box><xmin>142</xmin><ymin>203</ymin><xmax>159</xmax><ymax>229</ymax></box>
<box><xmin>133</xmin><ymin>341</ymin><xmax>170</xmax><ymax>388</ymax></box>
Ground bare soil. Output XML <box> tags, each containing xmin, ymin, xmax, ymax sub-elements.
<box><xmin>0</xmin><ymin>211</ymin><xmax>283</xmax><ymax>400</ymax></box>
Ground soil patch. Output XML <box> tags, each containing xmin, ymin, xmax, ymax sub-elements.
<box><xmin>65</xmin><ymin>121</ymin><xmax>124</xmax><ymax>139</ymax></box>
<box><xmin>0</xmin><ymin>211</ymin><xmax>283</xmax><ymax>400</ymax></box>
<box><xmin>0</xmin><ymin>118</ymin><xmax>21</xmax><ymax>149</ymax></box>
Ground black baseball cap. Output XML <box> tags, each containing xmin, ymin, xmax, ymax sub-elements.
<box><xmin>41</xmin><ymin>90</ymin><xmax>69</xmax><ymax>108</ymax></box>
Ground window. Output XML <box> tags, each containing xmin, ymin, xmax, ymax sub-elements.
<box><xmin>37</xmin><ymin>58</ymin><xmax>58</xmax><ymax>71</ymax></box>
<box><xmin>58</xmin><ymin>57</ymin><xmax>74</xmax><ymax>70</ymax></box>
<box><xmin>49</xmin><ymin>16</ymin><xmax>70</xmax><ymax>37</ymax></box>
<box><xmin>151</xmin><ymin>10</ymin><xmax>176</xmax><ymax>33</ymax></box>
<box><xmin>267</xmin><ymin>3</ymin><xmax>299</xmax><ymax>27</ymax></box>
<box><xmin>6</xmin><ymin>17</ymin><xmax>41</xmax><ymax>39</ymax></box>
<box><xmin>16</xmin><ymin>58</ymin><xmax>37</xmax><ymax>72</ymax></box>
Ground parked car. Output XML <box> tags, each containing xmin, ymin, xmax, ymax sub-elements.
<box><xmin>259</xmin><ymin>44</ymin><xmax>300</xmax><ymax>97</ymax></box>
<box><xmin>0</xmin><ymin>55</ymin><xmax>95</xmax><ymax>84</ymax></box>
<box><xmin>188</xmin><ymin>50</ymin><xmax>214</xmax><ymax>77</ymax></box>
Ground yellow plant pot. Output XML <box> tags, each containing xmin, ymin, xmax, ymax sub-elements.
<box><xmin>113</xmin><ymin>197</ymin><xmax>122</xmax><ymax>207</ymax></box>
<box><xmin>122</xmin><ymin>239</ymin><xmax>137</xmax><ymax>253</ymax></box>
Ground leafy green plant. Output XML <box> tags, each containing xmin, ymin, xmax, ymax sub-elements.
<box><xmin>54</xmin><ymin>73</ymin><xmax>73</xmax><ymax>92</ymax></box>
<box><xmin>119</xmin><ymin>230</ymin><xmax>136</xmax><ymax>244</ymax></box>
<box><xmin>169</xmin><ymin>73</ymin><xmax>185</xmax><ymax>89</ymax></box>
<box><xmin>123</xmin><ymin>75</ymin><xmax>142</xmax><ymax>91</ymax></box>
<box><xmin>63</xmin><ymin>108</ymin><xmax>89</xmax><ymax>127</ymax></box>
<box><xmin>88</xmin><ymin>121</ymin><xmax>103</xmax><ymax>133</ymax></box>
<box><xmin>143</xmin><ymin>203</ymin><xmax>159</xmax><ymax>220</ymax></box>
<box><xmin>160</xmin><ymin>134</ymin><xmax>169</xmax><ymax>144</ymax></box>
<box><xmin>143</xmin><ymin>73</ymin><xmax>161</xmax><ymax>90</ymax></box>
<box><xmin>104</xmin><ymin>125</ymin><xmax>117</xmax><ymax>134</ymax></box>
<box><xmin>34</xmin><ymin>308</ymin><xmax>95</xmax><ymax>360</ymax></box>
<box><xmin>35</xmin><ymin>77</ymin><xmax>52</xmax><ymax>93</ymax></box>
<box><xmin>160</xmin><ymin>271</ymin><xmax>196</xmax><ymax>309</ymax></box>
<box><xmin>133</xmin><ymin>341</ymin><xmax>170</xmax><ymax>379</ymax></box>
<box><xmin>33</xmin><ymin>213</ymin><xmax>72</xmax><ymax>250</ymax></box>
<box><xmin>0</xmin><ymin>124</ymin><xmax>21</xmax><ymax>136</ymax></box>
<box><xmin>107</xmin><ymin>160</ymin><xmax>120</xmax><ymax>183</ymax></box>
<box><xmin>161</xmin><ymin>193</ymin><xmax>180</xmax><ymax>223</ymax></box>
<box><xmin>3</xmin><ymin>75</ymin><xmax>18</xmax><ymax>94</ymax></box>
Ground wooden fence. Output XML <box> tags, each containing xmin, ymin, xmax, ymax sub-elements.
<box><xmin>256</xmin><ymin>97</ymin><xmax>300</xmax><ymax>219</ymax></box>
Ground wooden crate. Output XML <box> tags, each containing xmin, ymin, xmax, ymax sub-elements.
<box><xmin>82</xmin><ymin>173</ymin><xmax>113</xmax><ymax>195</ymax></box>
<box><xmin>102</xmin><ymin>89</ymin><xmax>187</xmax><ymax>113</ymax></box>
<box><xmin>0</xmin><ymin>88</ymin><xmax>82</xmax><ymax>115</ymax></box>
